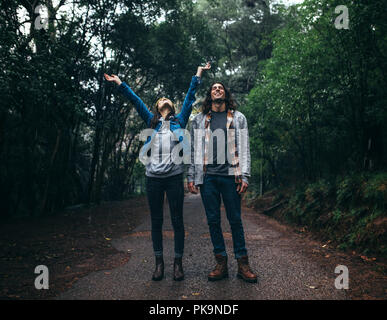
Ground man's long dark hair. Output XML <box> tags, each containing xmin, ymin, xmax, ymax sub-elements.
<box><xmin>201</xmin><ymin>82</ymin><xmax>237</xmax><ymax>114</ymax></box>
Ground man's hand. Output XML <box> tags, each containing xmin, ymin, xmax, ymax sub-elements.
<box><xmin>196</xmin><ymin>62</ymin><xmax>211</xmax><ymax>77</ymax></box>
<box><xmin>236</xmin><ymin>181</ymin><xmax>248</xmax><ymax>194</ymax></box>
<box><xmin>104</xmin><ymin>73</ymin><xmax>122</xmax><ymax>86</ymax></box>
<box><xmin>188</xmin><ymin>181</ymin><xmax>199</xmax><ymax>194</ymax></box>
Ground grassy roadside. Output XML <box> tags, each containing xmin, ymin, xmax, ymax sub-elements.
<box><xmin>246</xmin><ymin>172</ymin><xmax>387</xmax><ymax>260</ymax></box>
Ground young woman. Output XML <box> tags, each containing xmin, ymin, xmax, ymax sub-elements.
<box><xmin>104</xmin><ymin>63</ymin><xmax>210</xmax><ymax>281</ymax></box>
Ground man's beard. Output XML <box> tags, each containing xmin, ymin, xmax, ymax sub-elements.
<box><xmin>212</xmin><ymin>98</ymin><xmax>225</xmax><ymax>104</ymax></box>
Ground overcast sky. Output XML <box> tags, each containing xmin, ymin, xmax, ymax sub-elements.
<box><xmin>280</xmin><ymin>0</ymin><xmax>304</xmax><ymax>4</ymax></box>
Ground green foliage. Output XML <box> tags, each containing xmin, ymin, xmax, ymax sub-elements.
<box><xmin>2</xmin><ymin>0</ymin><xmax>386</xmax><ymax>241</ymax></box>
<box><xmin>332</xmin><ymin>209</ymin><xmax>342</xmax><ymax>224</ymax></box>
<box><xmin>336</xmin><ymin>175</ymin><xmax>362</xmax><ymax>208</ymax></box>
<box><xmin>194</xmin><ymin>0</ymin><xmax>285</xmax><ymax>98</ymax></box>
<box><xmin>244</xmin><ymin>0</ymin><xmax>387</xmax><ymax>192</ymax></box>
<box><xmin>0</xmin><ymin>0</ymin><xmax>215</xmax><ymax>218</ymax></box>
<box><xmin>279</xmin><ymin>173</ymin><xmax>387</xmax><ymax>257</ymax></box>
<box><xmin>362</xmin><ymin>173</ymin><xmax>387</xmax><ymax>211</ymax></box>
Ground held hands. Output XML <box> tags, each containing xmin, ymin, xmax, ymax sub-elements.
<box><xmin>188</xmin><ymin>180</ymin><xmax>247</xmax><ymax>194</ymax></box>
<box><xmin>196</xmin><ymin>62</ymin><xmax>211</xmax><ymax>78</ymax></box>
<box><xmin>104</xmin><ymin>73</ymin><xmax>122</xmax><ymax>86</ymax></box>
<box><xmin>188</xmin><ymin>182</ymin><xmax>199</xmax><ymax>194</ymax></box>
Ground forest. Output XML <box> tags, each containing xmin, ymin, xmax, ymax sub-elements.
<box><xmin>1</xmin><ymin>0</ymin><xmax>386</xmax><ymax>255</ymax></box>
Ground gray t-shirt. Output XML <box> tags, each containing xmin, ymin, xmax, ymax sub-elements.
<box><xmin>206</xmin><ymin>111</ymin><xmax>231</xmax><ymax>176</ymax></box>
<box><xmin>145</xmin><ymin>119</ymin><xmax>184</xmax><ymax>178</ymax></box>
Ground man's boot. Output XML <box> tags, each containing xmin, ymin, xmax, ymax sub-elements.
<box><xmin>208</xmin><ymin>254</ymin><xmax>228</xmax><ymax>281</ymax></box>
<box><xmin>152</xmin><ymin>256</ymin><xmax>164</xmax><ymax>281</ymax></box>
<box><xmin>237</xmin><ymin>255</ymin><xmax>257</xmax><ymax>283</ymax></box>
<box><xmin>173</xmin><ymin>257</ymin><xmax>184</xmax><ymax>281</ymax></box>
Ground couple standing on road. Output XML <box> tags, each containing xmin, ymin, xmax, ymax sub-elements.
<box><xmin>104</xmin><ymin>63</ymin><xmax>257</xmax><ymax>284</ymax></box>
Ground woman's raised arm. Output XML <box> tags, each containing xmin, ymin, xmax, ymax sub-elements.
<box><xmin>104</xmin><ymin>73</ymin><xmax>153</xmax><ymax>127</ymax></box>
<box><xmin>177</xmin><ymin>62</ymin><xmax>211</xmax><ymax>128</ymax></box>
<box><xmin>196</xmin><ymin>62</ymin><xmax>211</xmax><ymax>78</ymax></box>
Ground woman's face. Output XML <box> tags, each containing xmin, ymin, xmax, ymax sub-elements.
<box><xmin>211</xmin><ymin>83</ymin><xmax>226</xmax><ymax>101</ymax></box>
<box><xmin>157</xmin><ymin>97</ymin><xmax>173</xmax><ymax>112</ymax></box>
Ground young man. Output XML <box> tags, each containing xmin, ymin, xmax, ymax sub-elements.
<box><xmin>187</xmin><ymin>82</ymin><xmax>257</xmax><ymax>283</ymax></box>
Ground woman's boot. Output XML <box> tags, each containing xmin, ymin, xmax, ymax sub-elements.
<box><xmin>173</xmin><ymin>257</ymin><xmax>184</xmax><ymax>281</ymax></box>
<box><xmin>152</xmin><ymin>256</ymin><xmax>164</xmax><ymax>281</ymax></box>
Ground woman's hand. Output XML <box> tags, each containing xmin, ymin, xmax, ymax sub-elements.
<box><xmin>188</xmin><ymin>182</ymin><xmax>199</xmax><ymax>194</ymax></box>
<box><xmin>196</xmin><ymin>62</ymin><xmax>211</xmax><ymax>78</ymax></box>
<box><xmin>104</xmin><ymin>73</ymin><xmax>122</xmax><ymax>86</ymax></box>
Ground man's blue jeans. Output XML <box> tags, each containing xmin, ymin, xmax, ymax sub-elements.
<box><xmin>200</xmin><ymin>174</ymin><xmax>248</xmax><ymax>259</ymax></box>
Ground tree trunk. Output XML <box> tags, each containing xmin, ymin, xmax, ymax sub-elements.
<box><xmin>39</xmin><ymin>128</ymin><xmax>61</xmax><ymax>215</ymax></box>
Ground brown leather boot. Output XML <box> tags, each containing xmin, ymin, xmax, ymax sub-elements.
<box><xmin>173</xmin><ymin>257</ymin><xmax>184</xmax><ymax>281</ymax></box>
<box><xmin>152</xmin><ymin>256</ymin><xmax>164</xmax><ymax>281</ymax></box>
<box><xmin>237</xmin><ymin>256</ymin><xmax>257</xmax><ymax>283</ymax></box>
<box><xmin>208</xmin><ymin>254</ymin><xmax>228</xmax><ymax>281</ymax></box>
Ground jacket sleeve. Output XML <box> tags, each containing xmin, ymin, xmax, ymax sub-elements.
<box><xmin>238</xmin><ymin>114</ymin><xmax>251</xmax><ymax>184</ymax></box>
<box><xmin>176</xmin><ymin>76</ymin><xmax>201</xmax><ymax>128</ymax></box>
<box><xmin>186</xmin><ymin>117</ymin><xmax>197</xmax><ymax>184</ymax></box>
<box><xmin>118</xmin><ymin>82</ymin><xmax>154</xmax><ymax>127</ymax></box>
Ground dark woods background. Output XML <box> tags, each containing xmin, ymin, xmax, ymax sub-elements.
<box><xmin>1</xmin><ymin>0</ymin><xmax>386</xmax><ymax>253</ymax></box>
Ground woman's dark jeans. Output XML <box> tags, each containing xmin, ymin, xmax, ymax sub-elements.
<box><xmin>146</xmin><ymin>173</ymin><xmax>185</xmax><ymax>258</ymax></box>
<box><xmin>200</xmin><ymin>174</ymin><xmax>247</xmax><ymax>259</ymax></box>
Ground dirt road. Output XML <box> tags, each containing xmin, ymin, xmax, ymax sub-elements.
<box><xmin>57</xmin><ymin>194</ymin><xmax>353</xmax><ymax>300</ymax></box>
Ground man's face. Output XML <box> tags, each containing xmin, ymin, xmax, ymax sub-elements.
<box><xmin>211</xmin><ymin>83</ymin><xmax>226</xmax><ymax>101</ymax></box>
